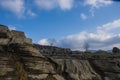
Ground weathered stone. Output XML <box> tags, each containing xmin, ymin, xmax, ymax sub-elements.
<box><xmin>1</xmin><ymin>24</ymin><xmax>120</xmax><ymax>80</ymax></box>
<box><xmin>10</xmin><ymin>37</ymin><xmax>32</xmax><ymax>44</ymax></box>
<box><xmin>10</xmin><ymin>37</ymin><xmax>24</xmax><ymax>44</ymax></box>
<box><xmin>0</xmin><ymin>25</ymin><xmax>11</xmax><ymax>38</ymax></box>
<box><xmin>53</xmin><ymin>59</ymin><xmax>102</xmax><ymax>80</ymax></box>
<box><xmin>0</xmin><ymin>67</ymin><xmax>14</xmax><ymax>76</ymax></box>
<box><xmin>89</xmin><ymin>59</ymin><xmax>120</xmax><ymax>80</ymax></box>
<box><xmin>53</xmin><ymin>75</ymin><xmax>65</xmax><ymax>80</ymax></box>
<box><xmin>24</xmin><ymin>38</ymin><xmax>32</xmax><ymax>44</ymax></box>
<box><xmin>0</xmin><ymin>38</ymin><xmax>10</xmax><ymax>45</ymax></box>
<box><xmin>0</xmin><ymin>25</ymin><xmax>9</xmax><ymax>33</ymax></box>
<box><xmin>11</xmin><ymin>30</ymin><xmax>25</xmax><ymax>38</ymax></box>
<box><xmin>17</xmin><ymin>44</ymin><xmax>44</xmax><ymax>57</ymax></box>
<box><xmin>10</xmin><ymin>30</ymin><xmax>32</xmax><ymax>44</ymax></box>
<box><xmin>28</xmin><ymin>74</ymin><xmax>48</xmax><ymax>80</ymax></box>
<box><xmin>0</xmin><ymin>52</ymin><xmax>17</xmax><ymax>80</ymax></box>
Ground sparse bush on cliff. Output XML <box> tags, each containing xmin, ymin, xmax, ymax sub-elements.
<box><xmin>15</xmin><ymin>61</ymin><xmax>27</xmax><ymax>80</ymax></box>
<box><xmin>112</xmin><ymin>47</ymin><xmax>120</xmax><ymax>55</ymax></box>
<box><xmin>7</xmin><ymin>52</ymin><xmax>27</xmax><ymax>80</ymax></box>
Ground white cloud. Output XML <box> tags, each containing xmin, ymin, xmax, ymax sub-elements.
<box><xmin>84</xmin><ymin>0</ymin><xmax>112</xmax><ymax>8</ymax></box>
<box><xmin>34</xmin><ymin>0</ymin><xmax>57</xmax><ymax>10</ymax></box>
<box><xmin>84</xmin><ymin>0</ymin><xmax>113</xmax><ymax>16</ymax></box>
<box><xmin>38</xmin><ymin>39</ymin><xmax>57</xmax><ymax>46</ymax></box>
<box><xmin>57</xmin><ymin>0</ymin><xmax>74</xmax><ymax>10</ymax></box>
<box><xmin>97</xmin><ymin>19</ymin><xmax>120</xmax><ymax>31</ymax></box>
<box><xmin>34</xmin><ymin>0</ymin><xmax>74</xmax><ymax>10</ymax></box>
<box><xmin>8</xmin><ymin>25</ymin><xmax>16</xmax><ymax>30</ymax></box>
<box><xmin>38</xmin><ymin>19</ymin><xmax>120</xmax><ymax>50</ymax></box>
<box><xmin>80</xmin><ymin>13</ymin><xmax>87</xmax><ymax>20</ymax></box>
<box><xmin>0</xmin><ymin>0</ymin><xmax>25</xmax><ymax>17</ymax></box>
<box><xmin>27</xmin><ymin>10</ymin><xmax>37</xmax><ymax>17</ymax></box>
<box><xmin>38</xmin><ymin>39</ymin><xmax>50</xmax><ymax>45</ymax></box>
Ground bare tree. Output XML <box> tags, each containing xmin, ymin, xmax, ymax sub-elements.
<box><xmin>48</xmin><ymin>39</ymin><xmax>56</xmax><ymax>46</ymax></box>
<box><xmin>83</xmin><ymin>42</ymin><xmax>89</xmax><ymax>52</ymax></box>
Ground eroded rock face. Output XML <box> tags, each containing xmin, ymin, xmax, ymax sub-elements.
<box><xmin>89</xmin><ymin>59</ymin><xmax>120</xmax><ymax>80</ymax></box>
<box><xmin>0</xmin><ymin>25</ymin><xmax>11</xmax><ymax>38</ymax></box>
<box><xmin>51</xmin><ymin>59</ymin><xmax>101</xmax><ymax>80</ymax></box>
<box><xmin>0</xmin><ymin>46</ymin><xmax>19</xmax><ymax>80</ymax></box>
<box><xmin>11</xmin><ymin>30</ymin><xmax>26</xmax><ymax>38</ymax></box>
<box><xmin>7</xmin><ymin>44</ymin><xmax>59</xmax><ymax>80</ymax></box>
<box><xmin>0</xmin><ymin>24</ymin><xmax>120</xmax><ymax>80</ymax></box>
<box><xmin>0</xmin><ymin>39</ymin><xmax>10</xmax><ymax>45</ymax></box>
<box><xmin>0</xmin><ymin>25</ymin><xmax>11</xmax><ymax>45</ymax></box>
<box><xmin>0</xmin><ymin>25</ymin><xmax>32</xmax><ymax>45</ymax></box>
<box><xmin>10</xmin><ymin>30</ymin><xmax>32</xmax><ymax>44</ymax></box>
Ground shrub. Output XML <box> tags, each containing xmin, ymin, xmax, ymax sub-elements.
<box><xmin>112</xmin><ymin>47</ymin><xmax>120</xmax><ymax>55</ymax></box>
<box><xmin>15</xmin><ymin>61</ymin><xmax>27</xmax><ymax>80</ymax></box>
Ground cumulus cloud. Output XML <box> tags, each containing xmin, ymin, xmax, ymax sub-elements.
<box><xmin>57</xmin><ymin>0</ymin><xmax>74</xmax><ymax>10</ymax></box>
<box><xmin>38</xmin><ymin>19</ymin><xmax>120</xmax><ymax>50</ymax></box>
<box><xmin>34</xmin><ymin>0</ymin><xmax>74</xmax><ymax>10</ymax></box>
<box><xmin>0</xmin><ymin>0</ymin><xmax>74</xmax><ymax>17</ymax></box>
<box><xmin>0</xmin><ymin>0</ymin><xmax>113</xmax><ymax>18</ymax></box>
<box><xmin>80</xmin><ymin>13</ymin><xmax>87</xmax><ymax>20</ymax></box>
<box><xmin>38</xmin><ymin>39</ymin><xmax>50</xmax><ymax>45</ymax></box>
<box><xmin>38</xmin><ymin>39</ymin><xmax>57</xmax><ymax>46</ymax></box>
<box><xmin>97</xmin><ymin>19</ymin><xmax>120</xmax><ymax>31</ymax></box>
<box><xmin>34</xmin><ymin>0</ymin><xmax>57</xmax><ymax>10</ymax></box>
<box><xmin>0</xmin><ymin>0</ymin><xmax>25</xmax><ymax>17</ymax></box>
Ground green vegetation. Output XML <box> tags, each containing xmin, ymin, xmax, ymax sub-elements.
<box><xmin>15</xmin><ymin>61</ymin><xmax>27</xmax><ymax>80</ymax></box>
<box><xmin>7</xmin><ymin>52</ymin><xmax>28</xmax><ymax>80</ymax></box>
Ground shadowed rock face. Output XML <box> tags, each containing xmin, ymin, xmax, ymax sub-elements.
<box><xmin>0</xmin><ymin>25</ymin><xmax>11</xmax><ymax>45</ymax></box>
<box><xmin>89</xmin><ymin>59</ymin><xmax>120</xmax><ymax>80</ymax></box>
<box><xmin>0</xmin><ymin>25</ymin><xmax>11</xmax><ymax>38</ymax></box>
<box><xmin>0</xmin><ymin>24</ymin><xmax>120</xmax><ymax>80</ymax></box>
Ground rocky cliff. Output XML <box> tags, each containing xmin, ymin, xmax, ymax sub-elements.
<box><xmin>0</xmin><ymin>24</ymin><xmax>120</xmax><ymax>80</ymax></box>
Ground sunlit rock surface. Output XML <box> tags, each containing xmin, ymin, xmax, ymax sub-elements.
<box><xmin>0</xmin><ymin>24</ymin><xmax>120</xmax><ymax>80</ymax></box>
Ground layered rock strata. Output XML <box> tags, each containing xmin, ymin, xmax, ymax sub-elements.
<box><xmin>0</xmin><ymin>24</ymin><xmax>120</xmax><ymax>80</ymax></box>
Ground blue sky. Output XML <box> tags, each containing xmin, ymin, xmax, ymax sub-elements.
<box><xmin>0</xmin><ymin>0</ymin><xmax>120</xmax><ymax>50</ymax></box>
